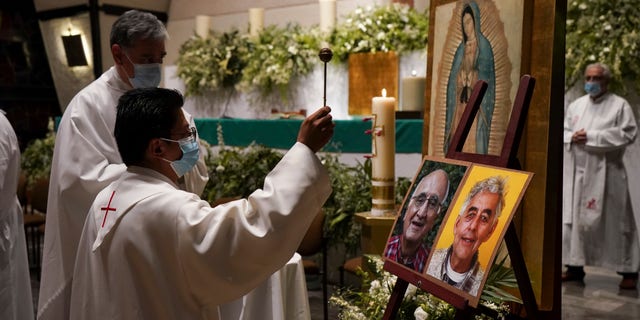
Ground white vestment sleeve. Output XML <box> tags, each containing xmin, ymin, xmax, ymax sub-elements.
<box><xmin>585</xmin><ymin>99</ymin><xmax>637</xmax><ymax>152</ymax></box>
<box><xmin>176</xmin><ymin>142</ymin><xmax>331</xmax><ymax>306</ymax></box>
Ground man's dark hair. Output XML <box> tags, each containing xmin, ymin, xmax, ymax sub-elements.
<box><xmin>114</xmin><ymin>88</ymin><xmax>184</xmax><ymax>165</ymax></box>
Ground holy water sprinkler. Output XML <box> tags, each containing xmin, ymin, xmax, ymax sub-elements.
<box><xmin>318</xmin><ymin>48</ymin><xmax>333</xmax><ymax>106</ymax></box>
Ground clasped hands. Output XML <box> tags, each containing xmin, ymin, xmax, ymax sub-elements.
<box><xmin>571</xmin><ymin>129</ymin><xmax>587</xmax><ymax>144</ymax></box>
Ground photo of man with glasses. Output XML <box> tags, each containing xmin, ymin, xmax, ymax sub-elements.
<box><xmin>384</xmin><ymin>158</ymin><xmax>469</xmax><ymax>273</ymax></box>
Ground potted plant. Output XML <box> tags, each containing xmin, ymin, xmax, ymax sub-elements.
<box><xmin>20</xmin><ymin>119</ymin><xmax>55</xmax><ymax>215</ymax></box>
<box><xmin>21</xmin><ymin>120</ymin><xmax>55</xmax><ymax>189</ymax></box>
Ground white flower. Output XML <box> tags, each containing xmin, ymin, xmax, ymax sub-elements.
<box><xmin>588</xmin><ymin>54</ymin><xmax>596</xmax><ymax>61</ymax></box>
<box><xmin>369</xmin><ymin>280</ymin><xmax>381</xmax><ymax>294</ymax></box>
<box><xmin>216</xmin><ymin>165</ymin><xmax>225</xmax><ymax>172</ymax></box>
<box><xmin>405</xmin><ymin>284</ymin><xmax>417</xmax><ymax>298</ymax></box>
<box><xmin>579</xmin><ymin>3</ymin><xmax>587</xmax><ymax>10</ymax></box>
<box><xmin>414</xmin><ymin>306</ymin><xmax>428</xmax><ymax>320</ymax></box>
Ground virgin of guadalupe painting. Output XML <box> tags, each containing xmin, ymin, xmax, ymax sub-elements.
<box><xmin>428</xmin><ymin>0</ymin><xmax>523</xmax><ymax>156</ymax></box>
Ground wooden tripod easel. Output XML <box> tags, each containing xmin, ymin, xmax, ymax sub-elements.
<box><xmin>382</xmin><ymin>75</ymin><xmax>538</xmax><ymax>319</ymax></box>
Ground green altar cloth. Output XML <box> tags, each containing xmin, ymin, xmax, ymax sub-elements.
<box><xmin>194</xmin><ymin>118</ymin><xmax>423</xmax><ymax>154</ymax></box>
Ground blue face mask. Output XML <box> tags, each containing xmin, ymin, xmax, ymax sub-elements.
<box><xmin>161</xmin><ymin>137</ymin><xmax>200</xmax><ymax>178</ymax></box>
<box><xmin>125</xmin><ymin>53</ymin><xmax>161</xmax><ymax>88</ymax></box>
<box><xmin>584</xmin><ymin>82</ymin><xmax>602</xmax><ymax>97</ymax></box>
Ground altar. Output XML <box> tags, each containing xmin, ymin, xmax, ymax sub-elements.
<box><xmin>194</xmin><ymin>118</ymin><xmax>424</xmax><ymax>154</ymax></box>
<box><xmin>195</xmin><ymin>118</ymin><xmax>424</xmax><ymax>178</ymax></box>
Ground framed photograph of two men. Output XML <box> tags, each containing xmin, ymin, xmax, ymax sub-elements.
<box><xmin>383</xmin><ymin>156</ymin><xmax>532</xmax><ymax>308</ymax></box>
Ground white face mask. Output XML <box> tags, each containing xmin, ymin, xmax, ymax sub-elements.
<box><xmin>124</xmin><ymin>53</ymin><xmax>161</xmax><ymax>88</ymax></box>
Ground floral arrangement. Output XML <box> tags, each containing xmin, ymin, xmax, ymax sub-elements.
<box><xmin>176</xmin><ymin>4</ymin><xmax>429</xmax><ymax>99</ymax></box>
<box><xmin>329</xmin><ymin>4</ymin><xmax>429</xmax><ymax>62</ymax></box>
<box><xmin>176</xmin><ymin>29</ymin><xmax>250</xmax><ymax>96</ymax></box>
<box><xmin>330</xmin><ymin>254</ymin><xmax>518</xmax><ymax>320</ymax></box>
<box><xmin>238</xmin><ymin>24</ymin><xmax>322</xmax><ymax>100</ymax></box>
<box><xmin>565</xmin><ymin>0</ymin><xmax>640</xmax><ymax>93</ymax></box>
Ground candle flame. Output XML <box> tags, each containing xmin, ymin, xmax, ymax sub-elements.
<box><xmin>381</xmin><ymin>88</ymin><xmax>387</xmax><ymax>97</ymax></box>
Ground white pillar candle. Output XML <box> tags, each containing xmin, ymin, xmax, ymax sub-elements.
<box><xmin>249</xmin><ymin>8</ymin><xmax>264</xmax><ymax>37</ymax></box>
<box><xmin>195</xmin><ymin>15</ymin><xmax>212</xmax><ymax>38</ymax></box>
<box><xmin>371</xmin><ymin>89</ymin><xmax>396</xmax><ymax>216</ymax></box>
<box><xmin>319</xmin><ymin>0</ymin><xmax>336</xmax><ymax>34</ymax></box>
<box><xmin>400</xmin><ymin>70</ymin><xmax>426</xmax><ymax>111</ymax></box>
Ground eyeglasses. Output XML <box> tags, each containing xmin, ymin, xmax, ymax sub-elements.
<box><xmin>411</xmin><ymin>194</ymin><xmax>442</xmax><ymax>213</ymax></box>
<box><xmin>585</xmin><ymin>75</ymin><xmax>603</xmax><ymax>81</ymax></box>
<box><xmin>162</xmin><ymin>127</ymin><xmax>197</xmax><ymax>144</ymax></box>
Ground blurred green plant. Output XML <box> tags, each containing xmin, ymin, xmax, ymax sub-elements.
<box><xmin>329</xmin><ymin>4</ymin><xmax>429</xmax><ymax>62</ymax></box>
<box><xmin>21</xmin><ymin>119</ymin><xmax>55</xmax><ymax>188</ymax></box>
<box><xmin>176</xmin><ymin>4</ymin><xmax>430</xmax><ymax>98</ymax></box>
<box><xmin>176</xmin><ymin>29</ymin><xmax>250</xmax><ymax>96</ymax></box>
<box><xmin>201</xmin><ymin>129</ymin><xmax>412</xmax><ymax>252</ymax></box>
<box><xmin>566</xmin><ymin>0</ymin><xmax>640</xmax><ymax>93</ymax></box>
<box><xmin>239</xmin><ymin>24</ymin><xmax>322</xmax><ymax>100</ymax></box>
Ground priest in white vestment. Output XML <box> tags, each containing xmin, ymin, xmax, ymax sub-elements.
<box><xmin>0</xmin><ymin>111</ymin><xmax>34</xmax><ymax>320</ymax></box>
<box><xmin>38</xmin><ymin>11</ymin><xmax>209</xmax><ymax>320</ymax></box>
<box><xmin>69</xmin><ymin>88</ymin><xmax>334</xmax><ymax>319</ymax></box>
<box><xmin>562</xmin><ymin>62</ymin><xmax>640</xmax><ymax>289</ymax></box>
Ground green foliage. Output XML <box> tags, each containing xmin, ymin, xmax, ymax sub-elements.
<box><xmin>481</xmin><ymin>252</ymin><xmax>522</xmax><ymax>305</ymax></box>
<box><xmin>175</xmin><ymin>4</ymin><xmax>429</xmax><ymax>98</ymax></box>
<box><xmin>395</xmin><ymin>177</ymin><xmax>411</xmax><ymax>205</ymax></box>
<box><xmin>239</xmin><ymin>24</ymin><xmax>322</xmax><ymax>100</ymax></box>
<box><xmin>329</xmin><ymin>4</ymin><xmax>429</xmax><ymax>62</ymax></box>
<box><xmin>177</xmin><ymin>29</ymin><xmax>251</xmax><ymax>96</ymax></box>
<box><xmin>21</xmin><ymin>120</ymin><xmax>55</xmax><ymax>187</ymax></box>
<box><xmin>320</xmin><ymin>154</ymin><xmax>372</xmax><ymax>253</ymax></box>
<box><xmin>566</xmin><ymin>0</ymin><xmax>640</xmax><ymax>93</ymax></box>
<box><xmin>330</xmin><ymin>255</ymin><xmax>515</xmax><ymax>319</ymax></box>
<box><xmin>202</xmin><ymin>139</ymin><xmax>410</xmax><ymax>253</ymax></box>
<box><xmin>202</xmin><ymin>143</ymin><xmax>283</xmax><ymax>201</ymax></box>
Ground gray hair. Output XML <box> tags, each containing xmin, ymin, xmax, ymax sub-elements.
<box><xmin>585</xmin><ymin>62</ymin><xmax>612</xmax><ymax>81</ymax></box>
<box><xmin>110</xmin><ymin>10</ymin><xmax>168</xmax><ymax>48</ymax></box>
<box><xmin>459</xmin><ymin>176</ymin><xmax>506</xmax><ymax>225</ymax></box>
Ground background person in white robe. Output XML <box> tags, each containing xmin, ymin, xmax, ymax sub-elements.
<box><xmin>70</xmin><ymin>88</ymin><xmax>334</xmax><ymax>319</ymax></box>
<box><xmin>38</xmin><ymin>10</ymin><xmax>209</xmax><ymax>320</ymax></box>
<box><xmin>562</xmin><ymin>62</ymin><xmax>639</xmax><ymax>289</ymax></box>
<box><xmin>0</xmin><ymin>111</ymin><xmax>34</xmax><ymax>320</ymax></box>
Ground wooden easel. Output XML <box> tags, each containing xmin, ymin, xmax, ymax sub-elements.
<box><xmin>382</xmin><ymin>75</ymin><xmax>538</xmax><ymax>319</ymax></box>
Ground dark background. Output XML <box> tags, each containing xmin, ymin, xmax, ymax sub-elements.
<box><xmin>0</xmin><ymin>2</ymin><xmax>60</xmax><ymax>151</ymax></box>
